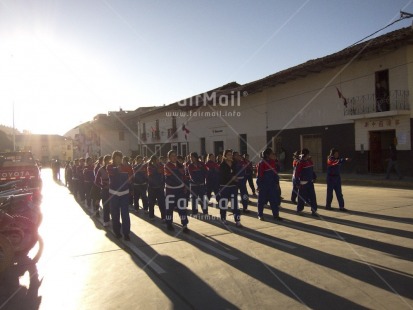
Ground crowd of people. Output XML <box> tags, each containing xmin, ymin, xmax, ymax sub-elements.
<box><xmin>63</xmin><ymin>147</ymin><xmax>350</xmax><ymax>240</ymax></box>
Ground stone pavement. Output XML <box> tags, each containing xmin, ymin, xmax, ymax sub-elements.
<box><xmin>1</xmin><ymin>169</ymin><xmax>412</xmax><ymax>309</ymax></box>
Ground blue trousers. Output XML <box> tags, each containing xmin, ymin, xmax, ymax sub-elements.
<box><xmin>297</xmin><ymin>182</ymin><xmax>317</xmax><ymax>212</ymax></box>
<box><xmin>291</xmin><ymin>177</ymin><xmax>298</xmax><ymax>202</ymax></box>
<box><xmin>133</xmin><ymin>184</ymin><xmax>149</xmax><ymax>210</ymax></box>
<box><xmin>148</xmin><ymin>186</ymin><xmax>166</xmax><ymax>219</ymax></box>
<box><xmin>246</xmin><ymin>174</ymin><xmax>256</xmax><ymax>194</ymax></box>
<box><xmin>238</xmin><ymin>177</ymin><xmax>249</xmax><ymax>210</ymax></box>
<box><xmin>206</xmin><ymin>179</ymin><xmax>220</xmax><ymax>201</ymax></box>
<box><xmin>101</xmin><ymin>188</ymin><xmax>111</xmax><ymax>223</ymax></box>
<box><xmin>326</xmin><ymin>176</ymin><xmax>344</xmax><ymax>209</ymax></box>
<box><xmin>84</xmin><ymin>181</ymin><xmax>93</xmax><ymax>208</ymax></box>
<box><xmin>218</xmin><ymin>185</ymin><xmax>240</xmax><ymax>222</ymax></box>
<box><xmin>110</xmin><ymin>194</ymin><xmax>131</xmax><ymax>237</ymax></box>
<box><xmin>257</xmin><ymin>184</ymin><xmax>280</xmax><ymax>217</ymax></box>
<box><xmin>190</xmin><ymin>184</ymin><xmax>208</xmax><ymax>214</ymax></box>
<box><xmin>165</xmin><ymin>188</ymin><xmax>189</xmax><ymax>225</ymax></box>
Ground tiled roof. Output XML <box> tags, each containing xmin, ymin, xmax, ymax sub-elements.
<box><xmin>230</xmin><ymin>26</ymin><xmax>413</xmax><ymax>96</ymax></box>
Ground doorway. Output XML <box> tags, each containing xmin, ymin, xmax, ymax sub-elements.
<box><xmin>369</xmin><ymin>130</ymin><xmax>395</xmax><ymax>173</ymax></box>
<box><xmin>181</xmin><ymin>143</ymin><xmax>188</xmax><ymax>157</ymax></box>
<box><xmin>214</xmin><ymin>141</ymin><xmax>224</xmax><ymax>156</ymax></box>
<box><xmin>301</xmin><ymin>134</ymin><xmax>322</xmax><ymax>172</ymax></box>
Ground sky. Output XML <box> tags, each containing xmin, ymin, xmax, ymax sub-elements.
<box><xmin>0</xmin><ymin>0</ymin><xmax>412</xmax><ymax>135</ymax></box>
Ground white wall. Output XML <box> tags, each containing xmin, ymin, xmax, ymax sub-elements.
<box><xmin>265</xmin><ymin>46</ymin><xmax>411</xmax><ymax>130</ymax></box>
<box><xmin>185</xmin><ymin>93</ymin><xmax>267</xmax><ymax>159</ymax></box>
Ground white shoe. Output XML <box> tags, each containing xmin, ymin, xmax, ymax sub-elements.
<box><xmin>221</xmin><ymin>219</ymin><xmax>228</xmax><ymax>225</ymax></box>
<box><xmin>235</xmin><ymin>221</ymin><xmax>243</xmax><ymax>228</ymax></box>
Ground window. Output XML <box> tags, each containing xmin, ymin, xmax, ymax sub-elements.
<box><xmin>181</xmin><ymin>143</ymin><xmax>187</xmax><ymax>157</ymax></box>
<box><xmin>172</xmin><ymin>116</ymin><xmax>177</xmax><ymax>130</ymax></box>
<box><xmin>155</xmin><ymin>145</ymin><xmax>161</xmax><ymax>156</ymax></box>
<box><xmin>375</xmin><ymin>70</ymin><xmax>389</xmax><ymax>112</ymax></box>
<box><xmin>119</xmin><ymin>131</ymin><xmax>125</xmax><ymax>141</ymax></box>
<box><xmin>141</xmin><ymin>123</ymin><xmax>147</xmax><ymax>141</ymax></box>
<box><xmin>152</xmin><ymin>120</ymin><xmax>160</xmax><ymax>140</ymax></box>
<box><xmin>171</xmin><ymin>143</ymin><xmax>178</xmax><ymax>154</ymax></box>
<box><xmin>200</xmin><ymin>138</ymin><xmax>206</xmax><ymax>156</ymax></box>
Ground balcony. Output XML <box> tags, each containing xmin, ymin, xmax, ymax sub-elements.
<box><xmin>343</xmin><ymin>90</ymin><xmax>410</xmax><ymax>120</ymax></box>
<box><xmin>167</xmin><ymin>128</ymin><xmax>178</xmax><ymax>139</ymax></box>
<box><xmin>151</xmin><ymin>131</ymin><xmax>160</xmax><ymax>141</ymax></box>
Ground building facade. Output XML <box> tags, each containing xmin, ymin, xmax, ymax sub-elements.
<box><xmin>68</xmin><ymin>27</ymin><xmax>413</xmax><ymax>175</ymax></box>
<box><xmin>14</xmin><ymin>134</ymin><xmax>74</xmax><ymax>165</ymax></box>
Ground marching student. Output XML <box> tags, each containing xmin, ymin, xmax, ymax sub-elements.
<box><xmin>233</xmin><ymin>152</ymin><xmax>249</xmax><ymax>213</ymax></box>
<box><xmin>243</xmin><ymin>154</ymin><xmax>256</xmax><ymax>197</ymax></box>
<box><xmin>77</xmin><ymin>158</ymin><xmax>86</xmax><ymax>203</ymax></box>
<box><xmin>256</xmin><ymin>148</ymin><xmax>282</xmax><ymax>221</ymax></box>
<box><xmin>294</xmin><ymin>148</ymin><xmax>319</xmax><ymax>217</ymax></box>
<box><xmin>147</xmin><ymin>155</ymin><xmax>166</xmax><ymax>221</ymax></box>
<box><xmin>164</xmin><ymin>150</ymin><xmax>189</xmax><ymax>232</ymax></box>
<box><xmin>205</xmin><ymin>153</ymin><xmax>220</xmax><ymax>204</ymax></box>
<box><xmin>291</xmin><ymin>151</ymin><xmax>300</xmax><ymax>203</ymax></box>
<box><xmin>95</xmin><ymin>154</ymin><xmax>112</xmax><ymax>226</ymax></box>
<box><xmin>83</xmin><ymin>157</ymin><xmax>95</xmax><ymax>211</ymax></box>
<box><xmin>123</xmin><ymin>156</ymin><xmax>134</xmax><ymax>208</ymax></box>
<box><xmin>218</xmin><ymin>149</ymin><xmax>242</xmax><ymax>227</ymax></box>
<box><xmin>187</xmin><ymin>152</ymin><xmax>208</xmax><ymax>215</ymax></box>
<box><xmin>107</xmin><ymin>151</ymin><xmax>133</xmax><ymax>241</ymax></box>
<box><xmin>90</xmin><ymin>156</ymin><xmax>104</xmax><ymax>215</ymax></box>
<box><xmin>65</xmin><ymin>161</ymin><xmax>73</xmax><ymax>192</ymax></box>
<box><xmin>72</xmin><ymin>159</ymin><xmax>80</xmax><ymax>200</ymax></box>
<box><xmin>326</xmin><ymin>148</ymin><xmax>350</xmax><ymax>211</ymax></box>
<box><xmin>132</xmin><ymin>155</ymin><xmax>149</xmax><ymax>213</ymax></box>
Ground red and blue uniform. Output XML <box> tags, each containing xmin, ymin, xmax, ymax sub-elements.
<box><xmin>235</xmin><ymin>158</ymin><xmax>249</xmax><ymax>211</ymax></box>
<box><xmin>147</xmin><ymin>163</ymin><xmax>165</xmax><ymax>220</ymax></box>
<box><xmin>107</xmin><ymin>163</ymin><xmax>133</xmax><ymax>238</ymax></box>
<box><xmin>83</xmin><ymin>164</ymin><xmax>95</xmax><ymax>208</ymax></box>
<box><xmin>187</xmin><ymin>161</ymin><xmax>208</xmax><ymax>214</ymax></box>
<box><xmin>205</xmin><ymin>160</ymin><xmax>220</xmax><ymax>202</ymax></box>
<box><xmin>133</xmin><ymin>163</ymin><xmax>149</xmax><ymax>211</ymax></box>
<box><xmin>294</xmin><ymin>158</ymin><xmax>317</xmax><ymax>213</ymax></box>
<box><xmin>75</xmin><ymin>163</ymin><xmax>85</xmax><ymax>201</ymax></box>
<box><xmin>164</xmin><ymin>162</ymin><xmax>188</xmax><ymax>226</ymax></box>
<box><xmin>218</xmin><ymin>161</ymin><xmax>240</xmax><ymax>222</ymax></box>
<box><xmin>291</xmin><ymin>158</ymin><xmax>299</xmax><ymax>203</ymax></box>
<box><xmin>326</xmin><ymin>156</ymin><xmax>346</xmax><ymax>209</ymax></box>
<box><xmin>256</xmin><ymin>159</ymin><xmax>280</xmax><ymax>218</ymax></box>
<box><xmin>245</xmin><ymin>159</ymin><xmax>256</xmax><ymax>195</ymax></box>
<box><xmin>95</xmin><ymin>165</ymin><xmax>110</xmax><ymax>223</ymax></box>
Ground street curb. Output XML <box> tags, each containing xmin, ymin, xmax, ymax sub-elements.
<box><xmin>277</xmin><ymin>174</ymin><xmax>413</xmax><ymax>190</ymax></box>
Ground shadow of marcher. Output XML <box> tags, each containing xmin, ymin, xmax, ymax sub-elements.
<box><xmin>0</xmin><ymin>255</ymin><xmax>42</xmax><ymax>310</ymax></box>
<box><xmin>104</xmin><ymin>230</ymin><xmax>238</xmax><ymax>309</ymax></box>
<box><xmin>191</xmin><ymin>214</ymin><xmax>413</xmax><ymax>301</ymax></box>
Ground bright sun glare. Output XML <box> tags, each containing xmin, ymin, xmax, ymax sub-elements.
<box><xmin>0</xmin><ymin>31</ymin><xmax>121</xmax><ymax>135</ymax></box>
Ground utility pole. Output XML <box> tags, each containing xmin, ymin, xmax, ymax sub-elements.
<box><xmin>12</xmin><ymin>102</ymin><xmax>15</xmax><ymax>151</ymax></box>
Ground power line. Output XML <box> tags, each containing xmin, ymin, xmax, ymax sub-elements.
<box><xmin>349</xmin><ymin>10</ymin><xmax>413</xmax><ymax>48</ymax></box>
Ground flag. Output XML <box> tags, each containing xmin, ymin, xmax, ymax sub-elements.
<box><xmin>182</xmin><ymin>124</ymin><xmax>190</xmax><ymax>140</ymax></box>
<box><xmin>151</xmin><ymin>127</ymin><xmax>156</xmax><ymax>133</ymax></box>
<box><xmin>336</xmin><ymin>87</ymin><xmax>348</xmax><ymax>107</ymax></box>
